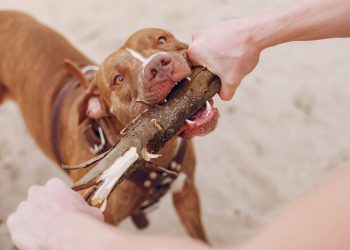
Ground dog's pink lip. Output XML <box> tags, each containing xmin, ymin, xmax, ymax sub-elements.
<box><xmin>178</xmin><ymin>99</ymin><xmax>219</xmax><ymax>139</ymax></box>
<box><xmin>153</xmin><ymin>73</ymin><xmax>191</xmax><ymax>104</ymax></box>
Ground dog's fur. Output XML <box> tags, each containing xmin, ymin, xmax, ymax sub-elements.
<box><xmin>0</xmin><ymin>11</ymin><xmax>209</xmax><ymax>242</ymax></box>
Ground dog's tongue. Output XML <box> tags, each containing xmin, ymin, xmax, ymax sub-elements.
<box><xmin>178</xmin><ymin>99</ymin><xmax>219</xmax><ymax>139</ymax></box>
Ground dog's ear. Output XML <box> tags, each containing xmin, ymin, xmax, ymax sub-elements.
<box><xmin>77</xmin><ymin>84</ymin><xmax>108</xmax><ymax>124</ymax></box>
<box><xmin>63</xmin><ymin>59</ymin><xmax>108</xmax><ymax>124</ymax></box>
<box><xmin>64</xmin><ymin>59</ymin><xmax>90</xmax><ymax>89</ymax></box>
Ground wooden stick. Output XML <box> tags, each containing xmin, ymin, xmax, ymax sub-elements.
<box><xmin>73</xmin><ymin>68</ymin><xmax>221</xmax><ymax>208</ymax></box>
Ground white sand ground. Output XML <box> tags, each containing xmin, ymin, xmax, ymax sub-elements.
<box><xmin>1</xmin><ymin>0</ymin><xmax>350</xmax><ymax>249</ymax></box>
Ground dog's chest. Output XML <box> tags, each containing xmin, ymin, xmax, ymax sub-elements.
<box><xmin>128</xmin><ymin>139</ymin><xmax>188</xmax><ymax>212</ymax></box>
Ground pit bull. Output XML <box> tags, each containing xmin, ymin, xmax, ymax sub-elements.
<box><xmin>0</xmin><ymin>11</ymin><xmax>219</xmax><ymax>243</ymax></box>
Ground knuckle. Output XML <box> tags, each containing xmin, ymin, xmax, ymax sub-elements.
<box><xmin>47</xmin><ymin>177</ymin><xmax>61</xmax><ymax>185</ymax></box>
<box><xmin>225</xmin><ymin>81</ymin><xmax>239</xmax><ymax>88</ymax></box>
<box><xmin>187</xmin><ymin>46</ymin><xmax>193</xmax><ymax>56</ymax></box>
<box><xmin>219</xmin><ymin>90</ymin><xmax>235</xmax><ymax>101</ymax></box>
<box><xmin>14</xmin><ymin>201</ymin><xmax>28</xmax><ymax>215</ymax></box>
<box><xmin>219</xmin><ymin>78</ymin><xmax>240</xmax><ymax>101</ymax></box>
<box><xmin>47</xmin><ymin>178</ymin><xmax>66</xmax><ymax>190</ymax></box>
<box><xmin>191</xmin><ymin>31</ymin><xmax>199</xmax><ymax>40</ymax></box>
<box><xmin>187</xmin><ymin>45</ymin><xmax>197</xmax><ymax>57</ymax></box>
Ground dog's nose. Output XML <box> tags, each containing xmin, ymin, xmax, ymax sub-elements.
<box><xmin>144</xmin><ymin>53</ymin><xmax>173</xmax><ymax>81</ymax></box>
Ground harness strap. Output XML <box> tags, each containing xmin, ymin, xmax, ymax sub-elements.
<box><xmin>51</xmin><ymin>63</ymin><xmax>118</xmax><ymax>165</ymax></box>
<box><xmin>130</xmin><ymin>139</ymin><xmax>188</xmax><ymax>229</ymax></box>
<box><xmin>51</xmin><ymin>78</ymin><xmax>79</xmax><ymax>163</ymax></box>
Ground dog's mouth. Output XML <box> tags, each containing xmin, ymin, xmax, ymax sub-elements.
<box><xmin>161</xmin><ymin>77</ymin><xmax>219</xmax><ymax>139</ymax></box>
<box><xmin>178</xmin><ymin>97</ymin><xmax>219</xmax><ymax>139</ymax></box>
<box><xmin>138</xmin><ymin>51</ymin><xmax>219</xmax><ymax>139</ymax></box>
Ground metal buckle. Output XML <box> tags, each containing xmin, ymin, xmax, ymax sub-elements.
<box><xmin>89</xmin><ymin>127</ymin><xmax>106</xmax><ymax>154</ymax></box>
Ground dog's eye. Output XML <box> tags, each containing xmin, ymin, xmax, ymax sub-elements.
<box><xmin>157</xmin><ymin>36</ymin><xmax>167</xmax><ymax>45</ymax></box>
<box><xmin>112</xmin><ymin>75</ymin><xmax>124</xmax><ymax>86</ymax></box>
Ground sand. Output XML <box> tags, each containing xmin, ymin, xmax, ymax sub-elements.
<box><xmin>1</xmin><ymin>0</ymin><xmax>350</xmax><ymax>249</ymax></box>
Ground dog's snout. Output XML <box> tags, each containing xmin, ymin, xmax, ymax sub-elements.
<box><xmin>144</xmin><ymin>54</ymin><xmax>173</xmax><ymax>81</ymax></box>
<box><xmin>160</xmin><ymin>57</ymin><xmax>171</xmax><ymax>66</ymax></box>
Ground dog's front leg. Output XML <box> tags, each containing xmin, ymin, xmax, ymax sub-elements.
<box><xmin>172</xmin><ymin>178</ymin><xmax>209</xmax><ymax>243</ymax></box>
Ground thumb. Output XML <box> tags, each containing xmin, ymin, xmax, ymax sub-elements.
<box><xmin>187</xmin><ymin>43</ymin><xmax>205</xmax><ymax>67</ymax></box>
<box><xmin>218</xmin><ymin>74</ymin><xmax>243</xmax><ymax>101</ymax></box>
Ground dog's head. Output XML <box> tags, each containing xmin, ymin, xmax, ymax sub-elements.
<box><xmin>82</xmin><ymin>28</ymin><xmax>219</xmax><ymax>139</ymax></box>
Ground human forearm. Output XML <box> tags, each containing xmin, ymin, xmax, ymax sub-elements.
<box><xmin>56</xmin><ymin>214</ymin><xmax>120</xmax><ymax>250</ymax></box>
<box><xmin>189</xmin><ymin>0</ymin><xmax>350</xmax><ymax>100</ymax></box>
<box><xmin>59</xmin><ymin>214</ymin><xmax>209</xmax><ymax>250</ymax></box>
<box><xmin>227</xmin><ymin>167</ymin><xmax>350</xmax><ymax>250</ymax></box>
<box><xmin>250</xmin><ymin>0</ymin><xmax>350</xmax><ymax>49</ymax></box>
<box><xmin>7</xmin><ymin>178</ymin><xmax>209</xmax><ymax>250</ymax></box>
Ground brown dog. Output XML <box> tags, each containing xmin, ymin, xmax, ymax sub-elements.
<box><xmin>0</xmin><ymin>11</ymin><xmax>219</xmax><ymax>243</ymax></box>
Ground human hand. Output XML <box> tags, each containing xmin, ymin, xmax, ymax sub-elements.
<box><xmin>7</xmin><ymin>178</ymin><xmax>103</xmax><ymax>250</ymax></box>
<box><xmin>189</xmin><ymin>19</ymin><xmax>262</xmax><ymax>100</ymax></box>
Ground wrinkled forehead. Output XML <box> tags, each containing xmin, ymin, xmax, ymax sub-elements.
<box><xmin>99</xmin><ymin>28</ymin><xmax>187</xmax><ymax>76</ymax></box>
<box><xmin>101</xmin><ymin>50</ymin><xmax>132</xmax><ymax>73</ymax></box>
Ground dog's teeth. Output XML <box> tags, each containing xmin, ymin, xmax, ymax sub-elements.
<box><xmin>186</xmin><ymin>77</ymin><xmax>191</xmax><ymax>81</ymax></box>
<box><xmin>164</xmin><ymin>99</ymin><xmax>167</xmax><ymax>103</ymax></box>
<box><xmin>186</xmin><ymin>119</ymin><xmax>195</xmax><ymax>125</ymax></box>
<box><xmin>206</xmin><ymin>101</ymin><xmax>211</xmax><ymax>112</ymax></box>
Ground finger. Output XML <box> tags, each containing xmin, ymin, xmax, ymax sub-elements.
<box><xmin>46</xmin><ymin>178</ymin><xmax>77</xmax><ymax>197</ymax></box>
<box><xmin>47</xmin><ymin>178</ymin><xmax>88</xmax><ymax>206</ymax></box>
<box><xmin>219</xmin><ymin>86</ymin><xmax>236</xmax><ymax>101</ymax></box>
<box><xmin>27</xmin><ymin>185</ymin><xmax>41</xmax><ymax>199</ymax></box>
<box><xmin>191</xmin><ymin>30</ymin><xmax>199</xmax><ymax>41</ymax></box>
<box><xmin>219</xmin><ymin>75</ymin><xmax>242</xmax><ymax>101</ymax></box>
<box><xmin>89</xmin><ymin>207</ymin><xmax>105</xmax><ymax>221</ymax></box>
<box><xmin>187</xmin><ymin>44</ymin><xmax>204</xmax><ymax>67</ymax></box>
<box><xmin>7</xmin><ymin>215</ymin><xmax>36</xmax><ymax>250</ymax></box>
<box><xmin>6</xmin><ymin>213</ymin><xmax>17</xmax><ymax>232</ymax></box>
<box><xmin>46</xmin><ymin>177</ymin><xmax>67</xmax><ymax>188</ymax></box>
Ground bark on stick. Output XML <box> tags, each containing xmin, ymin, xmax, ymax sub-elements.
<box><xmin>72</xmin><ymin>68</ymin><xmax>221</xmax><ymax>207</ymax></box>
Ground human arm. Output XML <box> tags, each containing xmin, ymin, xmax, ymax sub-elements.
<box><xmin>8</xmin><ymin>169</ymin><xmax>350</xmax><ymax>250</ymax></box>
<box><xmin>230</xmin><ymin>166</ymin><xmax>350</xmax><ymax>250</ymax></box>
<box><xmin>6</xmin><ymin>178</ymin><xmax>209</xmax><ymax>250</ymax></box>
<box><xmin>189</xmin><ymin>0</ymin><xmax>350</xmax><ymax>100</ymax></box>
<box><xmin>6</xmin><ymin>178</ymin><xmax>115</xmax><ymax>250</ymax></box>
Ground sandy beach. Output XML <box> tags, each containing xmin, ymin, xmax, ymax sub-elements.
<box><xmin>1</xmin><ymin>0</ymin><xmax>350</xmax><ymax>248</ymax></box>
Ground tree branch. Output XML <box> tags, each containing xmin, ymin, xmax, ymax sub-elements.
<box><xmin>72</xmin><ymin>68</ymin><xmax>221</xmax><ymax>208</ymax></box>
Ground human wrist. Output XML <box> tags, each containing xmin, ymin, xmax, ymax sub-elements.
<box><xmin>246</xmin><ymin>0</ymin><xmax>345</xmax><ymax>49</ymax></box>
<box><xmin>244</xmin><ymin>7</ymin><xmax>289</xmax><ymax>51</ymax></box>
<box><xmin>220</xmin><ymin>15</ymin><xmax>275</xmax><ymax>55</ymax></box>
